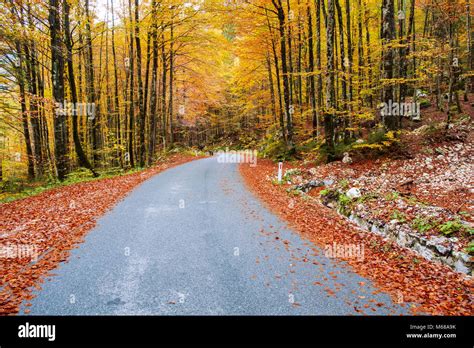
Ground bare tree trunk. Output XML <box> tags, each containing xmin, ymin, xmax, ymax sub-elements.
<box><xmin>307</xmin><ymin>4</ymin><xmax>318</xmax><ymax>137</ymax></box>
<box><xmin>64</xmin><ymin>0</ymin><xmax>97</xmax><ymax>176</ymax></box>
<box><xmin>466</xmin><ymin>0</ymin><xmax>473</xmax><ymax>98</ymax></box>
<box><xmin>110</xmin><ymin>0</ymin><xmax>123</xmax><ymax>167</ymax></box>
<box><xmin>397</xmin><ymin>0</ymin><xmax>407</xmax><ymax>128</ymax></box>
<box><xmin>335</xmin><ymin>0</ymin><xmax>347</xmax><ymax>141</ymax></box>
<box><xmin>408</xmin><ymin>0</ymin><xmax>416</xmax><ymax>101</ymax></box>
<box><xmin>168</xmin><ymin>15</ymin><xmax>174</xmax><ymax>146</ymax></box>
<box><xmin>148</xmin><ymin>0</ymin><xmax>159</xmax><ymax>164</ymax></box>
<box><xmin>161</xmin><ymin>30</ymin><xmax>167</xmax><ymax>148</ymax></box>
<box><xmin>357</xmin><ymin>0</ymin><xmax>364</xmax><ymax>107</ymax></box>
<box><xmin>273</xmin><ymin>0</ymin><xmax>293</xmax><ymax>147</ymax></box>
<box><xmin>14</xmin><ymin>39</ymin><xmax>35</xmax><ymax>179</ymax></box>
<box><xmin>127</xmin><ymin>0</ymin><xmax>135</xmax><ymax>167</ymax></box>
<box><xmin>325</xmin><ymin>0</ymin><xmax>336</xmax><ymax>161</ymax></box>
<box><xmin>49</xmin><ymin>0</ymin><xmax>69</xmax><ymax>180</ymax></box>
<box><xmin>364</xmin><ymin>0</ymin><xmax>373</xmax><ymax>108</ymax></box>
<box><xmin>266</xmin><ymin>9</ymin><xmax>285</xmax><ymax>139</ymax></box>
<box><xmin>286</xmin><ymin>0</ymin><xmax>294</xmax><ymax>109</ymax></box>
<box><xmin>345</xmin><ymin>0</ymin><xmax>353</xmax><ymax>113</ymax></box>
<box><xmin>315</xmin><ymin>0</ymin><xmax>322</xmax><ymax>138</ymax></box>
<box><xmin>297</xmin><ymin>2</ymin><xmax>303</xmax><ymax>112</ymax></box>
<box><xmin>85</xmin><ymin>0</ymin><xmax>101</xmax><ymax>165</ymax></box>
<box><xmin>381</xmin><ymin>0</ymin><xmax>397</xmax><ymax>130</ymax></box>
<box><xmin>446</xmin><ymin>22</ymin><xmax>455</xmax><ymax>128</ymax></box>
<box><xmin>135</xmin><ymin>0</ymin><xmax>145</xmax><ymax>166</ymax></box>
<box><xmin>265</xmin><ymin>52</ymin><xmax>277</xmax><ymax>123</ymax></box>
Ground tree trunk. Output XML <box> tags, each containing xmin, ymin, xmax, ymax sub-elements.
<box><xmin>315</xmin><ymin>0</ymin><xmax>322</xmax><ymax>138</ymax></box>
<box><xmin>266</xmin><ymin>9</ymin><xmax>285</xmax><ymax>139</ymax></box>
<box><xmin>168</xmin><ymin>17</ymin><xmax>174</xmax><ymax>146</ymax></box>
<box><xmin>325</xmin><ymin>0</ymin><xmax>336</xmax><ymax>161</ymax></box>
<box><xmin>128</xmin><ymin>0</ymin><xmax>135</xmax><ymax>167</ymax></box>
<box><xmin>466</xmin><ymin>0</ymin><xmax>473</xmax><ymax>98</ymax></box>
<box><xmin>110</xmin><ymin>0</ymin><xmax>123</xmax><ymax>167</ymax></box>
<box><xmin>381</xmin><ymin>0</ymin><xmax>397</xmax><ymax>130</ymax></box>
<box><xmin>148</xmin><ymin>0</ymin><xmax>159</xmax><ymax>164</ymax></box>
<box><xmin>49</xmin><ymin>0</ymin><xmax>69</xmax><ymax>180</ymax></box>
<box><xmin>307</xmin><ymin>5</ymin><xmax>318</xmax><ymax>137</ymax></box>
<box><xmin>265</xmin><ymin>52</ymin><xmax>277</xmax><ymax>123</ymax></box>
<box><xmin>85</xmin><ymin>0</ymin><xmax>101</xmax><ymax>165</ymax></box>
<box><xmin>15</xmin><ymin>40</ymin><xmax>35</xmax><ymax>179</ymax></box>
<box><xmin>135</xmin><ymin>0</ymin><xmax>146</xmax><ymax>166</ymax></box>
<box><xmin>273</xmin><ymin>0</ymin><xmax>293</xmax><ymax>146</ymax></box>
<box><xmin>64</xmin><ymin>0</ymin><xmax>97</xmax><ymax>176</ymax></box>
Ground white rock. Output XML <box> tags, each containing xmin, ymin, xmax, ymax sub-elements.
<box><xmin>454</xmin><ymin>260</ymin><xmax>470</xmax><ymax>274</ymax></box>
<box><xmin>342</xmin><ymin>152</ymin><xmax>353</xmax><ymax>164</ymax></box>
<box><xmin>346</xmin><ymin>187</ymin><xmax>361</xmax><ymax>199</ymax></box>
<box><xmin>323</xmin><ymin>178</ymin><xmax>335</xmax><ymax>186</ymax></box>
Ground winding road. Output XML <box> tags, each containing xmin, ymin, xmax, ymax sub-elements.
<box><xmin>22</xmin><ymin>157</ymin><xmax>408</xmax><ymax>315</ymax></box>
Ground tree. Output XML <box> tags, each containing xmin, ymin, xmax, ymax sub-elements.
<box><xmin>381</xmin><ymin>0</ymin><xmax>397</xmax><ymax>130</ymax></box>
<box><xmin>49</xmin><ymin>0</ymin><xmax>69</xmax><ymax>180</ymax></box>
<box><xmin>324</xmin><ymin>0</ymin><xmax>337</xmax><ymax>161</ymax></box>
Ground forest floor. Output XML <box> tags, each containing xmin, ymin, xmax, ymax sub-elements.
<box><xmin>240</xmin><ymin>103</ymin><xmax>473</xmax><ymax>315</ymax></box>
<box><xmin>0</xmin><ymin>153</ymin><xmax>201</xmax><ymax>314</ymax></box>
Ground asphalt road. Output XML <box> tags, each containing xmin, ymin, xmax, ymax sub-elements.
<box><xmin>22</xmin><ymin>157</ymin><xmax>408</xmax><ymax>315</ymax></box>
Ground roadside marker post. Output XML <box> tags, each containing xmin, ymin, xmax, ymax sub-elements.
<box><xmin>278</xmin><ymin>162</ymin><xmax>283</xmax><ymax>183</ymax></box>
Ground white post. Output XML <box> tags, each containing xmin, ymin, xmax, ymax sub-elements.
<box><xmin>277</xmin><ymin>162</ymin><xmax>283</xmax><ymax>183</ymax></box>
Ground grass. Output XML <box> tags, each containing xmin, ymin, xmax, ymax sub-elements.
<box><xmin>0</xmin><ymin>148</ymin><xmax>205</xmax><ymax>205</ymax></box>
<box><xmin>0</xmin><ymin>166</ymin><xmax>146</xmax><ymax>204</ymax></box>
<box><xmin>391</xmin><ymin>210</ymin><xmax>407</xmax><ymax>223</ymax></box>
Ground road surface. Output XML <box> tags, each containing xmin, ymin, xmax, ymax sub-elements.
<box><xmin>22</xmin><ymin>157</ymin><xmax>408</xmax><ymax>315</ymax></box>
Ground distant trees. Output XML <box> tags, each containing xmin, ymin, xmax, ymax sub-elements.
<box><xmin>1</xmin><ymin>0</ymin><xmax>213</xmax><ymax>181</ymax></box>
<box><xmin>0</xmin><ymin>0</ymin><xmax>471</xmax><ymax>182</ymax></box>
<box><xmin>229</xmin><ymin>0</ymin><xmax>470</xmax><ymax>161</ymax></box>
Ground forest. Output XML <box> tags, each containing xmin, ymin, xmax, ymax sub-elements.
<box><xmin>0</xmin><ymin>0</ymin><xmax>471</xmax><ymax>184</ymax></box>
<box><xmin>0</xmin><ymin>0</ymin><xmax>473</xmax><ymax>318</ymax></box>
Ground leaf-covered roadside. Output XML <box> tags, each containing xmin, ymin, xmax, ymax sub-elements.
<box><xmin>0</xmin><ymin>154</ymin><xmax>200</xmax><ymax>315</ymax></box>
<box><xmin>240</xmin><ymin>161</ymin><xmax>473</xmax><ymax>316</ymax></box>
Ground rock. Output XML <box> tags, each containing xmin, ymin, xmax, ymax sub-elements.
<box><xmin>323</xmin><ymin>178</ymin><xmax>334</xmax><ymax>186</ymax></box>
<box><xmin>342</xmin><ymin>152</ymin><xmax>353</xmax><ymax>164</ymax></box>
<box><xmin>415</xmin><ymin>89</ymin><xmax>427</xmax><ymax>98</ymax></box>
<box><xmin>294</xmin><ymin>180</ymin><xmax>324</xmax><ymax>193</ymax></box>
<box><xmin>293</xmin><ymin>175</ymin><xmax>303</xmax><ymax>184</ymax></box>
<box><xmin>413</xmin><ymin>124</ymin><xmax>429</xmax><ymax>135</ymax></box>
<box><xmin>453</xmin><ymin>250</ymin><xmax>471</xmax><ymax>263</ymax></box>
<box><xmin>346</xmin><ymin>187</ymin><xmax>361</xmax><ymax>199</ymax></box>
<box><xmin>454</xmin><ymin>260</ymin><xmax>470</xmax><ymax>274</ymax></box>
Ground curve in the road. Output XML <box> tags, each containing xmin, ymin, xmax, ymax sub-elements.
<box><xmin>22</xmin><ymin>157</ymin><xmax>409</xmax><ymax>315</ymax></box>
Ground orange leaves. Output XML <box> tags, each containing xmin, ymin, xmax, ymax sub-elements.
<box><xmin>0</xmin><ymin>154</ymin><xmax>199</xmax><ymax>315</ymax></box>
<box><xmin>240</xmin><ymin>159</ymin><xmax>473</xmax><ymax>316</ymax></box>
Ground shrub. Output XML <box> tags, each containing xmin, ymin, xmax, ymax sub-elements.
<box><xmin>438</xmin><ymin>220</ymin><xmax>463</xmax><ymax>236</ymax></box>
<box><xmin>411</xmin><ymin>216</ymin><xmax>433</xmax><ymax>234</ymax></box>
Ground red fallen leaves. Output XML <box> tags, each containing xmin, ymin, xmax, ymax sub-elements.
<box><xmin>0</xmin><ymin>154</ymin><xmax>200</xmax><ymax>315</ymax></box>
<box><xmin>240</xmin><ymin>160</ymin><xmax>473</xmax><ymax>316</ymax></box>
